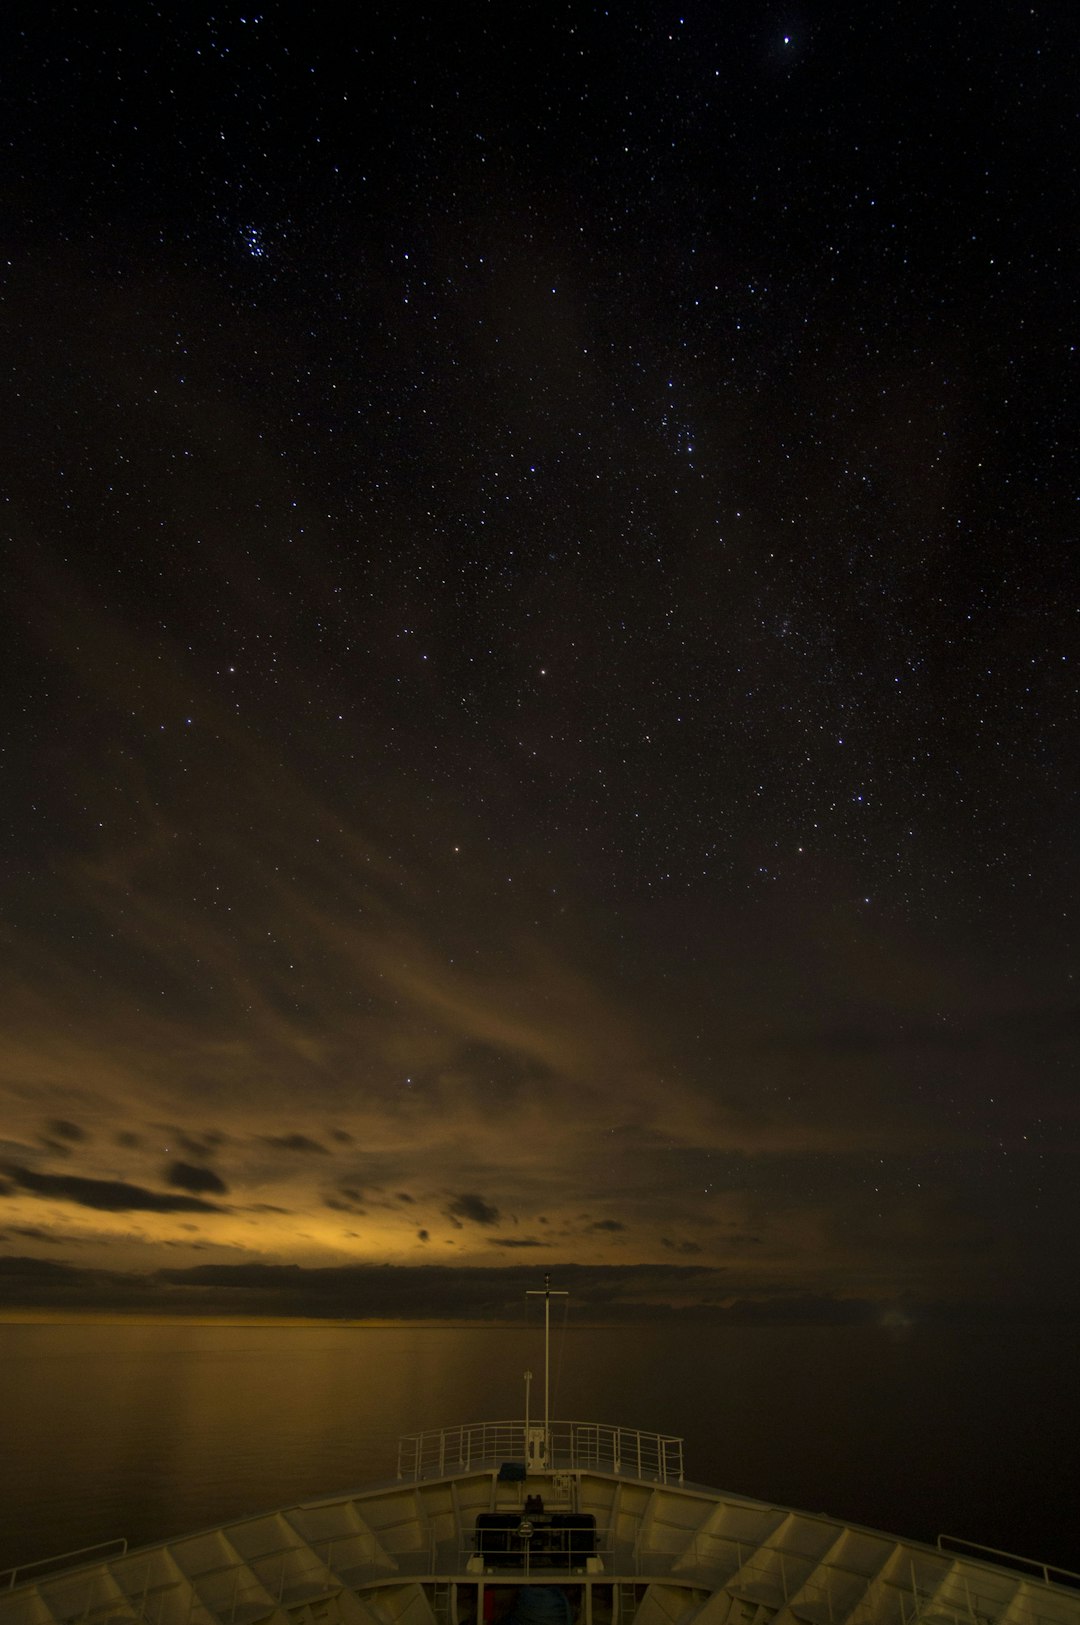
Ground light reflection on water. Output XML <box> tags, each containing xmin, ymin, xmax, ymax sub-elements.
<box><xmin>1</xmin><ymin>1321</ymin><xmax>1077</xmax><ymax>1577</ymax></box>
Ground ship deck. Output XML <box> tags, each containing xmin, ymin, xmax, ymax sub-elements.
<box><xmin>3</xmin><ymin>1423</ymin><xmax>1078</xmax><ymax>1625</ymax></box>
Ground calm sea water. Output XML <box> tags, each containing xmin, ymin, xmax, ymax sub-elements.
<box><xmin>1</xmin><ymin>1321</ymin><xmax>1077</xmax><ymax>1579</ymax></box>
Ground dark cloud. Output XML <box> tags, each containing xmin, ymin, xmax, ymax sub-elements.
<box><xmin>589</xmin><ymin>1219</ymin><xmax>625</xmax><ymax>1232</ymax></box>
<box><xmin>262</xmin><ymin>1134</ymin><xmax>330</xmax><ymax>1155</ymax></box>
<box><xmin>0</xmin><ymin>1254</ymin><xmax>148</xmax><ymax>1309</ymax></box>
<box><xmin>0</xmin><ymin>1164</ymin><xmax>224</xmax><ymax>1214</ymax></box>
<box><xmin>488</xmin><ymin>1237</ymin><xmax>544</xmax><ymax>1248</ymax></box>
<box><xmin>0</xmin><ymin>1258</ymin><xmax>744</xmax><ymax>1318</ymax></box>
<box><xmin>0</xmin><ymin>1254</ymin><xmax>88</xmax><ymax>1282</ymax></box>
<box><xmin>37</xmin><ymin>1134</ymin><xmax>76</xmax><ymax>1158</ymax></box>
<box><xmin>114</xmin><ymin>1130</ymin><xmax>143</xmax><ymax>1148</ymax></box>
<box><xmin>445</xmin><ymin>1193</ymin><xmax>501</xmax><ymax>1227</ymax></box>
<box><xmin>46</xmin><ymin>1119</ymin><xmax>87</xmax><ymax>1142</ymax></box>
<box><xmin>417</xmin><ymin>1229</ymin><xmax>429</xmax><ymax>1242</ymax></box>
<box><xmin>2</xmin><ymin>1257</ymin><xmax>1069</xmax><ymax>1326</ymax></box>
<box><xmin>660</xmin><ymin>1238</ymin><xmax>703</xmax><ymax>1255</ymax></box>
<box><xmin>329</xmin><ymin>1129</ymin><xmax>354</xmax><ymax>1145</ymax></box>
<box><xmin>174</xmin><ymin>1131</ymin><xmax>226</xmax><ymax>1159</ymax></box>
<box><xmin>165</xmin><ymin>1161</ymin><xmax>229</xmax><ymax>1196</ymax></box>
<box><xmin>324</xmin><ymin>1184</ymin><xmax>365</xmax><ymax>1214</ymax></box>
<box><xmin>396</xmin><ymin>1191</ymin><xmax>415</xmax><ymax>1204</ymax></box>
<box><xmin>9</xmin><ymin>1225</ymin><xmax>67</xmax><ymax>1245</ymax></box>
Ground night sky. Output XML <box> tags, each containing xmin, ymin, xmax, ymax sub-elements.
<box><xmin>2</xmin><ymin>2</ymin><xmax>1078</xmax><ymax>1321</ymax></box>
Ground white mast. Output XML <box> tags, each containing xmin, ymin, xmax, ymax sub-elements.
<box><xmin>526</xmin><ymin>1274</ymin><xmax>567</xmax><ymax>1467</ymax></box>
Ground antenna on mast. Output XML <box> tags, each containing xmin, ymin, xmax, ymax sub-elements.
<box><xmin>525</xmin><ymin>1273</ymin><xmax>567</xmax><ymax>1473</ymax></box>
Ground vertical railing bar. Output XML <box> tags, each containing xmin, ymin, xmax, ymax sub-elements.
<box><xmin>140</xmin><ymin>1553</ymin><xmax>152</xmax><ymax>1619</ymax></box>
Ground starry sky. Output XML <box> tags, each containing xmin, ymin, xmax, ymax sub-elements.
<box><xmin>2</xmin><ymin>2</ymin><xmax>1078</xmax><ymax>1321</ymax></box>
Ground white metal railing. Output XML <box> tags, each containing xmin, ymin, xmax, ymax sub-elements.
<box><xmin>936</xmin><ymin>1535</ymin><xmax>1080</xmax><ymax>1592</ymax></box>
<box><xmin>454</xmin><ymin>1534</ymin><xmax>615</xmax><ymax>1577</ymax></box>
<box><xmin>396</xmin><ymin>1421</ymin><xmax>684</xmax><ymax>1485</ymax></box>
<box><xmin>1</xmin><ymin>1539</ymin><xmax>128</xmax><ymax>1591</ymax></box>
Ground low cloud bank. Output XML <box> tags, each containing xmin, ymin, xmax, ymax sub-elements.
<box><xmin>0</xmin><ymin>1256</ymin><xmax>1069</xmax><ymax>1324</ymax></box>
<box><xmin>0</xmin><ymin>1255</ymin><xmax>863</xmax><ymax>1320</ymax></box>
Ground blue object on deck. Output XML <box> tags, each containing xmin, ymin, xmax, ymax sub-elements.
<box><xmin>504</xmin><ymin>1588</ymin><xmax>573</xmax><ymax>1625</ymax></box>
